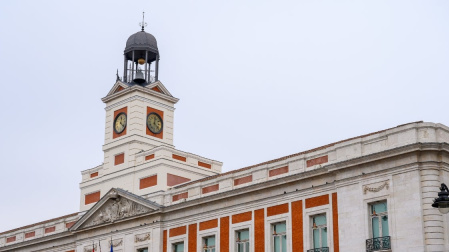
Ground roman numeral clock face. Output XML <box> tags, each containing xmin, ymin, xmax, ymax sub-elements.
<box><xmin>147</xmin><ymin>112</ymin><xmax>163</xmax><ymax>134</ymax></box>
<box><xmin>113</xmin><ymin>112</ymin><xmax>127</xmax><ymax>134</ymax></box>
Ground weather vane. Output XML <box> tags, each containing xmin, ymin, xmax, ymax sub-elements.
<box><xmin>139</xmin><ymin>12</ymin><xmax>147</xmax><ymax>31</ymax></box>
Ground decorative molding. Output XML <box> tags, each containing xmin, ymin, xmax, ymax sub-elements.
<box><xmin>135</xmin><ymin>233</ymin><xmax>151</xmax><ymax>243</ymax></box>
<box><xmin>82</xmin><ymin>192</ymin><xmax>151</xmax><ymax>228</ymax></box>
<box><xmin>109</xmin><ymin>239</ymin><xmax>123</xmax><ymax>247</ymax></box>
<box><xmin>104</xmin><ymin>94</ymin><xmax>176</xmax><ymax>112</ymax></box>
<box><xmin>363</xmin><ymin>181</ymin><xmax>389</xmax><ymax>194</ymax></box>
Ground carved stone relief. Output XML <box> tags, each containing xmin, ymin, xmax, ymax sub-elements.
<box><xmin>82</xmin><ymin>195</ymin><xmax>151</xmax><ymax>228</ymax></box>
<box><xmin>363</xmin><ymin>181</ymin><xmax>389</xmax><ymax>194</ymax></box>
<box><xmin>135</xmin><ymin>233</ymin><xmax>151</xmax><ymax>243</ymax></box>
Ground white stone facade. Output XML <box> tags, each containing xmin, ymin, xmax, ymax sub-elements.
<box><xmin>1</xmin><ymin>121</ymin><xmax>449</xmax><ymax>252</ymax></box>
<box><xmin>2</xmin><ymin>30</ymin><xmax>449</xmax><ymax>252</ymax></box>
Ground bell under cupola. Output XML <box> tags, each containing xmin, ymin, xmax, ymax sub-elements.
<box><xmin>123</xmin><ymin>13</ymin><xmax>159</xmax><ymax>85</ymax></box>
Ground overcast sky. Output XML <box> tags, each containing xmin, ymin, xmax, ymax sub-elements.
<box><xmin>0</xmin><ymin>0</ymin><xmax>448</xmax><ymax>232</ymax></box>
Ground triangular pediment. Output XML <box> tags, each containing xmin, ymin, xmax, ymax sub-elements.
<box><xmin>107</xmin><ymin>80</ymin><xmax>128</xmax><ymax>96</ymax></box>
<box><xmin>70</xmin><ymin>188</ymin><xmax>161</xmax><ymax>231</ymax></box>
<box><xmin>146</xmin><ymin>81</ymin><xmax>173</xmax><ymax>96</ymax></box>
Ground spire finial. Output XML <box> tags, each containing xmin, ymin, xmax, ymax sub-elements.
<box><xmin>139</xmin><ymin>12</ymin><xmax>147</xmax><ymax>31</ymax></box>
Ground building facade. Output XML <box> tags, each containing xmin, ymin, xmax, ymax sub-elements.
<box><xmin>1</xmin><ymin>26</ymin><xmax>449</xmax><ymax>252</ymax></box>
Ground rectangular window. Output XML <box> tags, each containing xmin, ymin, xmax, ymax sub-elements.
<box><xmin>370</xmin><ymin>201</ymin><xmax>389</xmax><ymax>238</ymax></box>
<box><xmin>173</xmin><ymin>242</ymin><xmax>184</xmax><ymax>252</ymax></box>
<box><xmin>366</xmin><ymin>201</ymin><xmax>391</xmax><ymax>251</ymax></box>
<box><xmin>236</xmin><ymin>229</ymin><xmax>250</xmax><ymax>252</ymax></box>
<box><xmin>203</xmin><ymin>236</ymin><xmax>216</xmax><ymax>252</ymax></box>
<box><xmin>137</xmin><ymin>248</ymin><xmax>148</xmax><ymax>252</ymax></box>
<box><xmin>272</xmin><ymin>222</ymin><xmax>287</xmax><ymax>252</ymax></box>
<box><xmin>311</xmin><ymin>214</ymin><xmax>328</xmax><ymax>250</ymax></box>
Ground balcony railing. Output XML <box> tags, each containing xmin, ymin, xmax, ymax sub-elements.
<box><xmin>307</xmin><ymin>247</ymin><xmax>329</xmax><ymax>252</ymax></box>
<box><xmin>366</xmin><ymin>236</ymin><xmax>391</xmax><ymax>251</ymax></box>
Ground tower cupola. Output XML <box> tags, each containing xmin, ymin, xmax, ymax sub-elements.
<box><xmin>123</xmin><ymin>13</ymin><xmax>160</xmax><ymax>84</ymax></box>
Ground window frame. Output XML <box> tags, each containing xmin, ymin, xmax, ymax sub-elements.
<box><xmin>265</xmin><ymin>213</ymin><xmax>290</xmax><ymax>252</ymax></box>
<box><xmin>230</xmin><ymin>218</ymin><xmax>252</xmax><ymax>252</ymax></box>
<box><xmin>202</xmin><ymin>235</ymin><xmax>216</xmax><ymax>252</ymax></box>
<box><xmin>172</xmin><ymin>241</ymin><xmax>185</xmax><ymax>252</ymax></box>
<box><xmin>311</xmin><ymin>214</ymin><xmax>328</xmax><ymax>249</ymax></box>
<box><xmin>303</xmin><ymin>203</ymin><xmax>331</xmax><ymax>251</ymax></box>
<box><xmin>368</xmin><ymin>200</ymin><xmax>389</xmax><ymax>239</ymax></box>
<box><xmin>235</xmin><ymin>228</ymin><xmax>250</xmax><ymax>252</ymax></box>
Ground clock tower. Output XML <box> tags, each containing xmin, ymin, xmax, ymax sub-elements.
<box><xmin>79</xmin><ymin>22</ymin><xmax>222</xmax><ymax>212</ymax></box>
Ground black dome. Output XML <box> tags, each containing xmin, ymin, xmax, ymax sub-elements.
<box><xmin>124</xmin><ymin>31</ymin><xmax>158</xmax><ymax>54</ymax></box>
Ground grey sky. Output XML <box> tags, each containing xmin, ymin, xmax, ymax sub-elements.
<box><xmin>0</xmin><ymin>0</ymin><xmax>448</xmax><ymax>232</ymax></box>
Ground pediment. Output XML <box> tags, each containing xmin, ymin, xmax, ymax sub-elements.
<box><xmin>70</xmin><ymin>188</ymin><xmax>161</xmax><ymax>231</ymax></box>
<box><xmin>146</xmin><ymin>81</ymin><xmax>173</xmax><ymax>97</ymax></box>
<box><xmin>107</xmin><ymin>80</ymin><xmax>128</xmax><ymax>96</ymax></box>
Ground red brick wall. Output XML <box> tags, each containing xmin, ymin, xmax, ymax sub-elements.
<box><xmin>85</xmin><ymin>191</ymin><xmax>100</xmax><ymax>205</ymax></box>
<box><xmin>188</xmin><ymin>224</ymin><xmax>197</xmax><ymax>252</ymax></box>
<box><xmin>254</xmin><ymin>209</ymin><xmax>265</xmax><ymax>252</ymax></box>
<box><xmin>90</xmin><ymin>172</ymin><xmax>98</xmax><ymax>178</ymax></box>
<box><xmin>114</xmin><ymin>153</ymin><xmax>124</xmax><ymax>165</ymax></box>
<box><xmin>305</xmin><ymin>194</ymin><xmax>329</xmax><ymax>208</ymax></box>
<box><xmin>25</xmin><ymin>231</ymin><xmax>35</xmax><ymax>238</ymax></box>
<box><xmin>172</xmin><ymin>154</ymin><xmax>186</xmax><ymax>162</ymax></box>
<box><xmin>332</xmin><ymin>193</ymin><xmax>340</xmax><ymax>252</ymax></box>
<box><xmin>172</xmin><ymin>192</ymin><xmax>188</xmax><ymax>202</ymax></box>
<box><xmin>169</xmin><ymin>226</ymin><xmax>186</xmax><ymax>237</ymax></box>
<box><xmin>145</xmin><ymin>154</ymin><xmax>155</xmax><ymax>160</ymax></box>
<box><xmin>65</xmin><ymin>221</ymin><xmax>76</xmax><ymax>229</ymax></box>
<box><xmin>199</xmin><ymin>219</ymin><xmax>218</xmax><ymax>230</ymax></box>
<box><xmin>163</xmin><ymin>230</ymin><xmax>167</xmax><ymax>252</ymax></box>
<box><xmin>6</xmin><ymin>236</ymin><xmax>15</xmax><ymax>243</ymax></box>
<box><xmin>234</xmin><ymin>175</ymin><xmax>252</xmax><ymax>186</ymax></box>
<box><xmin>202</xmin><ymin>184</ymin><xmax>219</xmax><ymax>194</ymax></box>
<box><xmin>267</xmin><ymin>203</ymin><xmax>289</xmax><ymax>216</ymax></box>
<box><xmin>306</xmin><ymin>155</ymin><xmax>328</xmax><ymax>167</ymax></box>
<box><xmin>198</xmin><ymin>161</ymin><xmax>212</xmax><ymax>169</ymax></box>
<box><xmin>269</xmin><ymin>166</ymin><xmax>289</xmax><ymax>177</ymax></box>
<box><xmin>291</xmin><ymin>200</ymin><xmax>303</xmax><ymax>252</ymax></box>
<box><xmin>140</xmin><ymin>175</ymin><xmax>157</xmax><ymax>189</ymax></box>
<box><xmin>220</xmin><ymin>217</ymin><xmax>229</xmax><ymax>252</ymax></box>
<box><xmin>232</xmin><ymin>211</ymin><xmax>252</xmax><ymax>224</ymax></box>
<box><xmin>45</xmin><ymin>226</ymin><xmax>55</xmax><ymax>233</ymax></box>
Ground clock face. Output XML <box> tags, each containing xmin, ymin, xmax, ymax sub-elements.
<box><xmin>113</xmin><ymin>112</ymin><xmax>127</xmax><ymax>134</ymax></box>
<box><xmin>147</xmin><ymin>112</ymin><xmax>163</xmax><ymax>134</ymax></box>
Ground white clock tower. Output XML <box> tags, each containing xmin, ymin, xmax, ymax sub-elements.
<box><xmin>78</xmin><ymin>23</ymin><xmax>222</xmax><ymax>212</ymax></box>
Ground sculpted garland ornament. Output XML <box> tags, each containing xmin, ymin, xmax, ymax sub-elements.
<box><xmin>363</xmin><ymin>181</ymin><xmax>389</xmax><ymax>194</ymax></box>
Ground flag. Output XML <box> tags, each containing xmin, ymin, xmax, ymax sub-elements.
<box><xmin>110</xmin><ymin>237</ymin><xmax>113</xmax><ymax>252</ymax></box>
<box><xmin>99</xmin><ymin>240</ymin><xmax>101</xmax><ymax>252</ymax></box>
<box><xmin>92</xmin><ymin>242</ymin><xmax>95</xmax><ymax>252</ymax></box>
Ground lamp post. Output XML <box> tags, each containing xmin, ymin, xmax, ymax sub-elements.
<box><xmin>432</xmin><ymin>183</ymin><xmax>449</xmax><ymax>214</ymax></box>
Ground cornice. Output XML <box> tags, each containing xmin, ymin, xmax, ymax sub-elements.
<box><xmin>102</xmin><ymin>85</ymin><xmax>179</xmax><ymax>106</ymax></box>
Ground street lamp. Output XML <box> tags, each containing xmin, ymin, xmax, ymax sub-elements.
<box><xmin>432</xmin><ymin>183</ymin><xmax>449</xmax><ymax>214</ymax></box>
